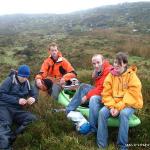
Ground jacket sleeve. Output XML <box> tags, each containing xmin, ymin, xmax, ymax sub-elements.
<box><xmin>86</xmin><ymin>68</ymin><xmax>110</xmax><ymax>100</ymax></box>
<box><xmin>29</xmin><ymin>84</ymin><xmax>38</xmax><ymax>100</ymax></box>
<box><xmin>86</xmin><ymin>71</ymin><xmax>108</xmax><ymax>100</ymax></box>
<box><xmin>35</xmin><ymin>59</ymin><xmax>49</xmax><ymax>80</ymax></box>
<box><xmin>0</xmin><ymin>77</ymin><xmax>19</xmax><ymax>105</ymax></box>
<box><xmin>115</xmin><ymin>73</ymin><xmax>143</xmax><ymax>110</ymax></box>
<box><xmin>85</xmin><ymin>77</ymin><xmax>104</xmax><ymax>100</ymax></box>
<box><xmin>62</xmin><ymin>58</ymin><xmax>77</xmax><ymax>81</ymax></box>
<box><xmin>101</xmin><ymin>74</ymin><xmax>116</xmax><ymax>109</ymax></box>
<box><xmin>85</xmin><ymin>87</ymin><xmax>101</xmax><ymax>100</ymax></box>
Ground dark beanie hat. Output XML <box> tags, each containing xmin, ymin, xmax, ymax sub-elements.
<box><xmin>18</xmin><ymin>65</ymin><xmax>30</xmax><ymax>78</ymax></box>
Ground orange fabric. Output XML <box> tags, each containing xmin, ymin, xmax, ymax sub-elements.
<box><xmin>35</xmin><ymin>51</ymin><xmax>76</xmax><ymax>82</ymax></box>
<box><xmin>63</xmin><ymin>73</ymin><xmax>76</xmax><ymax>81</ymax></box>
<box><xmin>85</xmin><ymin>60</ymin><xmax>112</xmax><ymax>99</ymax></box>
<box><xmin>38</xmin><ymin>80</ymin><xmax>48</xmax><ymax>91</ymax></box>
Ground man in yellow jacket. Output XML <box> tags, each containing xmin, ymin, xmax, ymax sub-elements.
<box><xmin>97</xmin><ymin>52</ymin><xmax>143</xmax><ymax>150</ymax></box>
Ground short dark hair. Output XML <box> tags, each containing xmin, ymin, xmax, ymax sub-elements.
<box><xmin>115</xmin><ymin>52</ymin><xmax>128</xmax><ymax>65</ymax></box>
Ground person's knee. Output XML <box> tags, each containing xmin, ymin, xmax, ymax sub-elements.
<box><xmin>79</xmin><ymin>83</ymin><xmax>91</xmax><ymax>91</ymax></box>
<box><xmin>99</xmin><ymin>109</ymin><xmax>105</xmax><ymax>118</ymax></box>
<box><xmin>79</xmin><ymin>83</ymin><xmax>85</xmax><ymax>89</ymax></box>
<box><xmin>23</xmin><ymin>114</ymin><xmax>38</xmax><ymax>125</ymax></box>
<box><xmin>28</xmin><ymin>114</ymin><xmax>38</xmax><ymax>122</ymax></box>
<box><xmin>99</xmin><ymin>107</ymin><xmax>109</xmax><ymax>119</ymax></box>
<box><xmin>119</xmin><ymin>109</ymin><xmax>130</xmax><ymax>118</ymax></box>
<box><xmin>89</xmin><ymin>96</ymin><xmax>100</xmax><ymax>107</ymax></box>
<box><xmin>89</xmin><ymin>97</ymin><xmax>97</xmax><ymax>107</ymax></box>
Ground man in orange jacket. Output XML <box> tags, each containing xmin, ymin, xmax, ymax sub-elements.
<box><xmin>97</xmin><ymin>52</ymin><xmax>143</xmax><ymax>150</ymax></box>
<box><xmin>35</xmin><ymin>42</ymin><xmax>76</xmax><ymax>99</ymax></box>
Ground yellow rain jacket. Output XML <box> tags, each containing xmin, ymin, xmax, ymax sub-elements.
<box><xmin>102</xmin><ymin>66</ymin><xmax>143</xmax><ymax>111</ymax></box>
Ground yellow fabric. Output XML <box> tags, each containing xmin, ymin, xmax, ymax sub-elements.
<box><xmin>102</xmin><ymin>66</ymin><xmax>143</xmax><ymax>111</ymax></box>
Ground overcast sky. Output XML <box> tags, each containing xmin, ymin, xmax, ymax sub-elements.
<box><xmin>0</xmin><ymin>0</ymin><xmax>149</xmax><ymax>15</ymax></box>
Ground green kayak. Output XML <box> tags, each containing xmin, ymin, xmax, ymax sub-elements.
<box><xmin>58</xmin><ymin>90</ymin><xmax>141</xmax><ymax>127</ymax></box>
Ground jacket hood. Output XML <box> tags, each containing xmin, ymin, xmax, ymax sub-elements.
<box><xmin>102</xmin><ymin>60</ymin><xmax>112</xmax><ymax>72</ymax></box>
<box><xmin>93</xmin><ymin>60</ymin><xmax>111</xmax><ymax>78</ymax></box>
<box><xmin>110</xmin><ymin>65</ymin><xmax>137</xmax><ymax>76</ymax></box>
<box><xmin>57</xmin><ymin>51</ymin><xmax>62</xmax><ymax>57</ymax></box>
<box><xmin>127</xmin><ymin>65</ymin><xmax>137</xmax><ymax>73</ymax></box>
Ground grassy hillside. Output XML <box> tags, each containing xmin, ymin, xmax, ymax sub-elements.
<box><xmin>0</xmin><ymin>2</ymin><xmax>150</xmax><ymax>150</ymax></box>
<box><xmin>0</xmin><ymin>2</ymin><xmax>150</xmax><ymax>35</ymax></box>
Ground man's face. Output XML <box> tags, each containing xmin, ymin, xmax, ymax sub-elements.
<box><xmin>92</xmin><ymin>56</ymin><xmax>103</xmax><ymax>72</ymax></box>
<box><xmin>113</xmin><ymin>59</ymin><xmax>127</xmax><ymax>75</ymax></box>
<box><xmin>17</xmin><ymin>76</ymin><xmax>28</xmax><ymax>83</ymax></box>
<box><xmin>49</xmin><ymin>46</ymin><xmax>58</xmax><ymax>60</ymax></box>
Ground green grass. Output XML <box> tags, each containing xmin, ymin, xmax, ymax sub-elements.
<box><xmin>12</xmin><ymin>94</ymin><xmax>150</xmax><ymax>150</ymax></box>
<box><xmin>10</xmin><ymin>74</ymin><xmax>150</xmax><ymax>150</ymax></box>
<box><xmin>0</xmin><ymin>27</ymin><xmax>150</xmax><ymax>149</ymax></box>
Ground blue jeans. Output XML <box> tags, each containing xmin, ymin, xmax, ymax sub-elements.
<box><xmin>66</xmin><ymin>83</ymin><xmax>94</xmax><ymax>113</ymax></box>
<box><xmin>66</xmin><ymin>83</ymin><xmax>102</xmax><ymax>133</ymax></box>
<box><xmin>89</xmin><ymin>96</ymin><xmax>103</xmax><ymax>133</ymax></box>
<box><xmin>97</xmin><ymin>106</ymin><xmax>135</xmax><ymax>150</ymax></box>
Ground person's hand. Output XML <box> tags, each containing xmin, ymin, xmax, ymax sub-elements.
<box><xmin>110</xmin><ymin>108</ymin><xmax>119</xmax><ymax>117</ymax></box>
<box><xmin>81</xmin><ymin>96</ymin><xmax>87</xmax><ymax>104</ymax></box>
<box><xmin>27</xmin><ymin>97</ymin><xmax>36</xmax><ymax>105</ymax></box>
<box><xmin>36</xmin><ymin>79</ymin><xmax>42</xmax><ymax>88</ymax></box>
<box><xmin>60</xmin><ymin>78</ymin><xmax>66</xmax><ymax>86</ymax></box>
<box><xmin>19</xmin><ymin>98</ymin><xmax>27</xmax><ymax>106</ymax></box>
<box><xmin>92</xmin><ymin>70</ymin><xmax>96</xmax><ymax>78</ymax></box>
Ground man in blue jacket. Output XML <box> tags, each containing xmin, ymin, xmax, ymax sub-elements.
<box><xmin>0</xmin><ymin>65</ymin><xmax>37</xmax><ymax>150</ymax></box>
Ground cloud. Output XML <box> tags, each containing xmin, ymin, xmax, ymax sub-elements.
<box><xmin>0</xmin><ymin>0</ymin><xmax>149</xmax><ymax>15</ymax></box>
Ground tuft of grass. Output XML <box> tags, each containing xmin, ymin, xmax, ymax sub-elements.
<box><xmin>0</xmin><ymin>26</ymin><xmax>150</xmax><ymax>149</ymax></box>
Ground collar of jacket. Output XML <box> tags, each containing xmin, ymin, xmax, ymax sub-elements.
<box><xmin>12</xmin><ymin>74</ymin><xmax>31</xmax><ymax>90</ymax></box>
<box><xmin>49</xmin><ymin>51</ymin><xmax>63</xmax><ymax>63</ymax></box>
<box><xmin>56</xmin><ymin>57</ymin><xmax>63</xmax><ymax>62</ymax></box>
<box><xmin>110</xmin><ymin>65</ymin><xmax>137</xmax><ymax>76</ymax></box>
<box><xmin>94</xmin><ymin>60</ymin><xmax>111</xmax><ymax>78</ymax></box>
<box><xmin>49</xmin><ymin>56</ymin><xmax>63</xmax><ymax>63</ymax></box>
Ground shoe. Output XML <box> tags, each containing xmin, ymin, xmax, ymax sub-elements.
<box><xmin>86</xmin><ymin>129</ymin><xmax>96</xmax><ymax>136</ymax></box>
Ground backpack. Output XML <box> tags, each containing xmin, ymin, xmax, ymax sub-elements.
<box><xmin>8</xmin><ymin>69</ymin><xmax>31</xmax><ymax>91</ymax></box>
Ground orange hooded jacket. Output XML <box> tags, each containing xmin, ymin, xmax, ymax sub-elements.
<box><xmin>35</xmin><ymin>51</ymin><xmax>76</xmax><ymax>83</ymax></box>
<box><xmin>102</xmin><ymin>65</ymin><xmax>143</xmax><ymax>111</ymax></box>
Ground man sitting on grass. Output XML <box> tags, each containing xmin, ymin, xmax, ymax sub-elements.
<box><xmin>66</xmin><ymin>54</ymin><xmax>111</xmax><ymax>134</ymax></box>
<box><xmin>0</xmin><ymin>65</ymin><xmax>37</xmax><ymax>150</ymax></box>
<box><xmin>35</xmin><ymin>42</ymin><xmax>77</xmax><ymax>99</ymax></box>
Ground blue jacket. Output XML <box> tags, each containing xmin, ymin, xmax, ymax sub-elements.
<box><xmin>0</xmin><ymin>74</ymin><xmax>37</xmax><ymax>107</ymax></box>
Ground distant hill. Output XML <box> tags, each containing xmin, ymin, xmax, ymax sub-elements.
<box><xmin>0</xmin><ymin>2</ymin><xmax>150</xmax><ymax>35</ymax></box>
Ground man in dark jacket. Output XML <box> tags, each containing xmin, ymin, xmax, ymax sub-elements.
<box><xmin>0</xmin><ymin>65</ymin><xmax>37</xmax><ymax>150</ymax></box>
